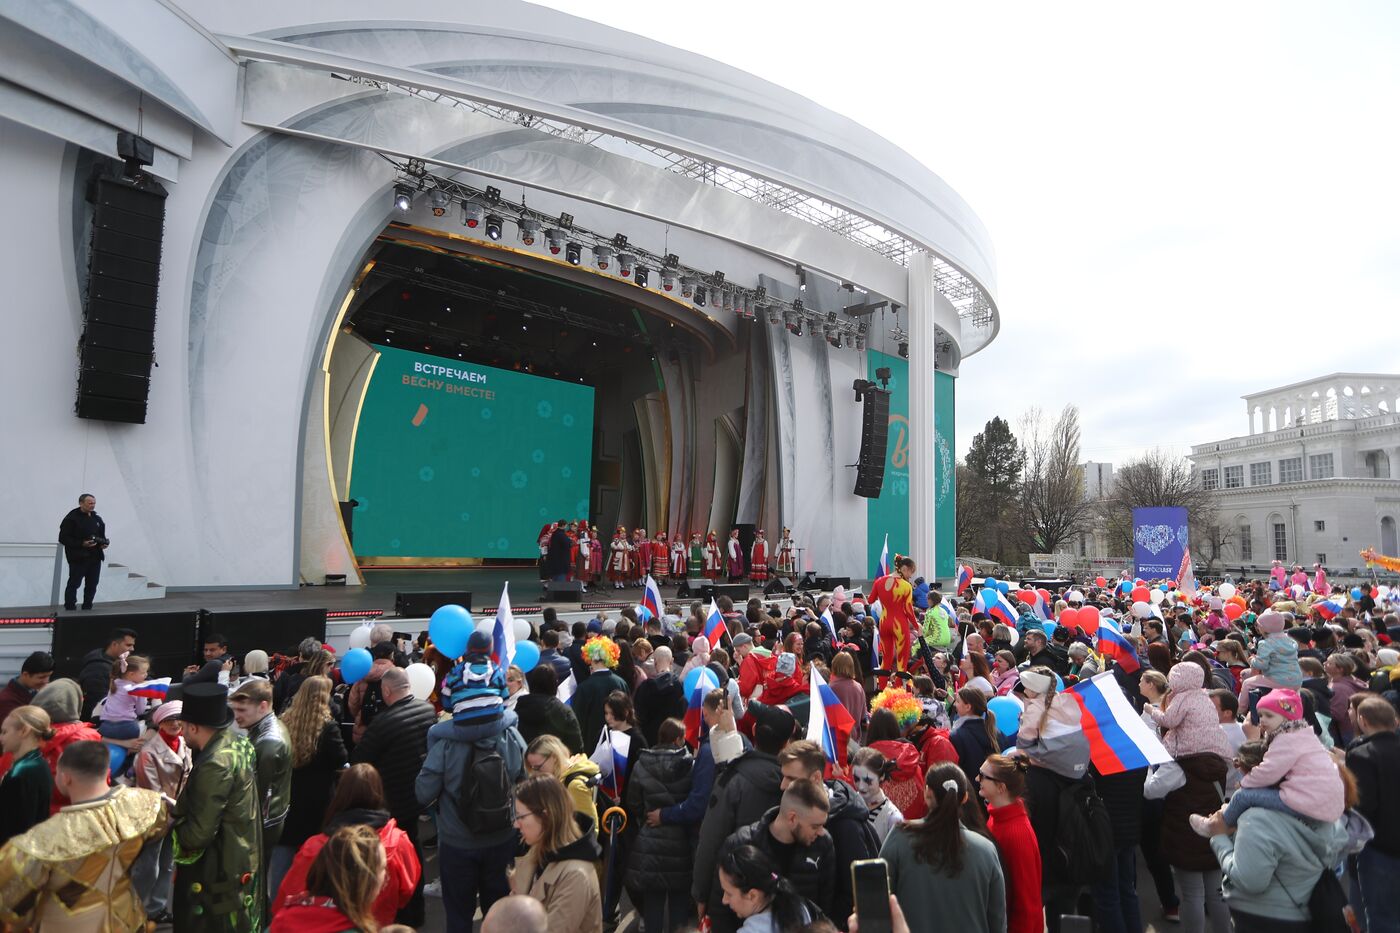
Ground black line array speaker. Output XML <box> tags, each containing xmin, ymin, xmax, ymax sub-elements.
<box><xmin>853</xmin><ymin>387</ymin><xmax>891</xmax><ymax>498</ymax></box>
<box><xmin>678</xmin><ymin>579</ymin><xmax>715</xmax><ymax>600</ymax></box>
<box><xmin>396</xmin><ymin>591</ymin><xmax>472</xmax><ymax>616</ymax></box>
<box><xmin>77</xmin><ymin>171</ymin><xmax>167</xmax><ymax>424</ymax></box>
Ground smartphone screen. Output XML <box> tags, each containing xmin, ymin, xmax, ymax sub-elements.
<box><xmin>850</xmin><ymin>859</ymin><xmax>892</xmax><ymax>933</ymax></box>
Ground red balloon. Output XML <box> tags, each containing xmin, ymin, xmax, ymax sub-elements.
<box><xmin>1095</xmin><ymin>576</ymin><xmax>1107</xmax><ymax>587</ymax></box>
<box><xmin>1037</xmin><ymin>588</ymin><xmax>1053</xmax><ymax>604</ymax></box>
<box><xmin>1131</xmin><ymin>586</ymin><xmax>1150</xmax><ymax>604</ymax></box>
<box><xmin>1224</xmin><ymin>602</ymin><xmax>1244</xmax><ymax>621</ymax></box>
<box><xmin>1076</xmin><ymin>606</ymin><xmax>1101</xmax><ymax>636</ymax></box>
<box><xmin>1015</xmin><ymin>590</ymin><xmax>1036</xmax><ymax>603</ymax></box>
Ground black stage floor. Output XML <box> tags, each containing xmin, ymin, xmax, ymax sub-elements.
<box><xmin>5</xmin><ymin>568</ymin><xmax>829</xmax><ymax>617</ymax></box>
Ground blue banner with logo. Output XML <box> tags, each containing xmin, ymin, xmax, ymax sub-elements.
<box><xmin>1132</xmin><ymin>507</ymin><xmax>1189</xmax><ymax>580</ymax></box>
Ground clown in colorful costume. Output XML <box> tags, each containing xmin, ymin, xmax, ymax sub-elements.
<box><xmin>872</xmin><ymin>557</ymin><xmax>918</xmax><ymax>680</ymax></box>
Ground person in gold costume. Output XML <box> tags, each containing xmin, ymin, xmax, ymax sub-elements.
<box><xmin>0</xmin><ymin>739</ymin><xmax>168</xmax><ymax>932</ymax></box>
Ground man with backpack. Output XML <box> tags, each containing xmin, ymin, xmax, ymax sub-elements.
<box><xmin>348</xmin><ymin>642</ymin><xmax>396</xmax><ymax>743</ymax></box>
<box><xmin>416</xmin><ymin>631</ymin><xmax>527</xmax><ymax>933</ymax></box>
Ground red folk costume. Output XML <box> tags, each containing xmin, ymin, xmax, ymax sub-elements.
<box><xmin>872</xmin><ymin>570</ymin><xmax>917</xmax><ymax>679</ymax></box>
<box><xmin>669</xmin><ymin>534</ymin><xmax>687</xmax><ymax>581</ymax></box>
<box><xmin>726</xmin><ymin>530</ymin><xmax>745</xmax><ymax>579</ymax></box>
<box><xmin>750</xmin><ymin>531</ymin><xmax>769</xmax><ymax>582</ymax></box>
<box><xmin>633</xmin><ymin>529</ymin><xmax>650</xmax><ymax>584</ymax></box>
<box><xmin>776</xmin><ymin>528</ymin><xmax>797</xmax><ymax>576</ymax></box>
<box><xmin>588</xmin><ymin>525</ymin><xmax>604</xmax><ymax>578</ymax></box>
<box><xmin>702</xmin><ymin>532</ymin><xmax>723</xmax><ymax>579</ymax></box>
<box><xmin>651</xmin><ymin>533</ymin><xmax>670</xmax><ymax>579</ymax></box>
<box><xmin>565</xmin><ymin>523</ymin><xmax>579</xmax><ymax>580</ymax></box>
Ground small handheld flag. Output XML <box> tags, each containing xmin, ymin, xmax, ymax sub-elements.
<box><xmin>490</xmin><ymin>582</ymin><xmax>517</xmax><ymax>667</ymax></box>
<box><xmin>702</xmin><ymin>600</ymin><xmax>727</xmax><ymax>650</ymax></box>
<box><xmin>590</xmin><ymin>725</ymin><xmax>633</xmax><ymax>801</ymax></box>
<box><xmin>1314</xmin><ymin>599</ymin><xmax>1343</xmax><ymax>621</ymax></box>
<box><xmin>806</xmin><ymin>666</ymin><xmax>856</xmax><ymax>770</ymax></box>
<box><xmin>1067</xmin><ymin>671</ymin><xmax>1171</xmax><ymax>774</ymax></box>
<box><xmin>956</xmin><ymin>564</ymin><xmax>973</xmax><ymax>596</ymax></box>
<box><xmin>975</xmin><ymin>587</ymin><xmax>1019</xmax><ymax>628</ymax></box>
<box><xmin>1095</xmin><ymin>622</ymin><xmax>1141</xmax><ymax>673</ymax></box>
<box><xmin>1177</xmin><ymin>548</ymin><xmax>1198</xmax><ymax>600</ymax></box>
<box><xmin>123</xmin><ymin>678</ymin><xmax>171</xmax><ymax>700</ymax></box>
<box><xmin>557</xmin><ymin>671</ymin><xmax>577</xmax><ymax>705</ymax></box>
<box><xmin>641</xmin><ymin>575</ymin><xmax>665</xmax><ymax>620</ymax></box>
<box><xmin>820</xmin><ymin>607</ymin><xmax>839</xmax><ymax>640</ymax></box>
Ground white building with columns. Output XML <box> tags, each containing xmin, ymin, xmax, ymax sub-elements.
<box><xmin>1190</xmin><ymin>373</ymin><xmax>1400</xmax><ymax>574</ymax></box>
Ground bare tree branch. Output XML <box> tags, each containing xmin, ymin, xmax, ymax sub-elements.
<box><xmin>1018</xmin><ymin>405</ymin><xmax>1096</xmax><ymax>553</ymax></box>
<box><xmin>1104</xmin><ymin>448</ymin><xmax>1228</xmax><ymax>569</ymax></box>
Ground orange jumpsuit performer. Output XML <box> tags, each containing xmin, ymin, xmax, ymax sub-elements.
<box><xmin>872</xmin><ymin>556</ymin><xmax>918</xmax><ymax>686</ymax></box>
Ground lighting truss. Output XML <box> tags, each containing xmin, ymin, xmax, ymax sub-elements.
<box><xmin>327</xmin><ymin>72</ymin><xmax>995</xmax><ymax>346</ymax></box>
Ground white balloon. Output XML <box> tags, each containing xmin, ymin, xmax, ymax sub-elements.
<box><xmin>475</xmin><ymin>618</ymin><xmax>495</xmax><ymax>636</ymax></box>
<box><xmin>1132</xmin><ymin>601</ymin><xmax>1151</xmax><ymax>619</ymax></box>
<box><xmin>347</xmin><ymin>624</ymin><xmax>373</xmax><ymax>650</ymax></box>
<box><xmin>1218</xmin><ymin>582</ymin><xmax>1236</xmax><ymax>600</ymax></box>
<box><xmin>1148</xmin><ymin>589</ymin><xmax>1165</xmax><ymax>606</ymax></box>
<box><xmin>513</xmin><ymin>618</ymin><xmax>533</xmax><ymax>642</ymax></box>
<box><xmin>1008</xmin><ymin>627</ymin><xmax>1020</xmax><ymax>647</ymax></box>
<box><xmin>404</xmin><ymin>662</ymin><xmax>437</xmax><ymax>702</ymax></box>
<box><xmin>1067</xmin><ymin>590</ymin><xmax>1085</xmax><ymax>603</ymax></box>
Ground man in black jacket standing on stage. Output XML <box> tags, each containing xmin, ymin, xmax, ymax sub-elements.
<box><xmin>58</xmin><ymin>493</ymin><xmax>107</xmax><ymax>611</ymax></box>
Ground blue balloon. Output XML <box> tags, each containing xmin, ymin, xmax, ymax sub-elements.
<box><xmin>107</xmin><ymin>743</ymin><xmax>128</xmax><ymax>777</ymax></box>
<box><xmin>1159</xmin><ymin>584</ymin><xmax>1169</xmax><ymax>592</ymax></box>
<box><xmin>429</xmin><ymin>604</ymin><xmax>473</xmax><ymax>660</ymax></box>
<box><xmin>684</xmin><ymin>666</ymin><xmax>719</xmax><ymax>698</ymax></box>
<box><xmin>984</xmin><ymin>576</ymin><xmax>999</xmax><ymax>590</ymax></box>
<box><xmin>1042</xmin><ymin>620</ymin><xmax>1058</xmax><ymax>639</ymax></box>
<box><xmin>987</xmin><ymin>696</ymin><xmax>1023</xmax><ymax>737</ymax></box>
<box><xmin>636</xmin><ymin>605</ymin><xmax>654</xmax><ymax>623</ymax></box>
<box><xmin>1351</xmin><ymin>587</ymin><xmax>1363</xmax><ymax>601</ymax></box>
<box><xmin>341</xmin><ymin>647</ymin><xmax>373</xmax><ymax>685</ymax></box>
<box><xmin>512</xmin><ymin>640</ymin><xmax>541</xmax><ymax>673</ymax></box>
<box><xmin>1055</xmin><ymin>673</ymin><xmax>1065</xmax><ymax>692</ymax></box>
<box><xmin>996</xmin><ymin>580</ymin><xmax>1012</xmax><ymax>594</ymax></box>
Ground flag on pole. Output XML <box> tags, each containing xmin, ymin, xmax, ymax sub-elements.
<box><xmin>975</xmin><ymin>587</ymin><xmax>1019</xmax><ymax>628</ymax></box>
<box><xmin>590</xmin><ymin>725</ymin><xmax>633</xmax><ymax>801</ymax></box>
<box><xmin>702</xmin><ymin>599</ymin><xmax>727</xmax><ymax>650</ymax></box>
<box><xmin>1314</xmin><ymin>599</ymin><xmax>1344</xmax><ymax>621</ymax></box>
<box><xmin>641</xmin><ymin>575</ymin><xmax>665</xmax><ymax>620</ymax></box>
<box><xmin>556</xmin><ymin>671</ymin><xmax>577</xmax><ymax>705</ymax></box>
<box><xmin>1177</xmin><ymin>548</ymin><xmax>1197</xmax><ymax>600</ymax></box>
<box><xmin>876</xmin><ymin>534</ymin><xmax>891</xmax><ymax>579</ymax></box>
<box><xmin>1095</xmin><ymin>623</ymin><xmax>1141</xmax><ymax>673</ymax></box>
<box><xmin>956</xmin><ymin>564</ymin><xmax>973</xmax><ymax>596</ymax></box>
<box><xmin>1067</xmin><ymin>671</ymin><xmax>1172</xmax><ymax>774</ymax></box>
<box><xmin>490</xmin><ymin>582</ymin><xmax>516</xmax><ymax>667</ymax></box>
<box><xmin>123</xmin><ymin>677</ymin><xmax>171</xmax><ymax>700</ymax></box>
<box><xmin>806</xmin><ymin>665</ymin><xmax>856</xmax><ymax>770</ymax></box>
<box><xmin>820</xmin><ymin>606</ymin><xmax>839</xmax><ymax>641</ymax></box>
<box><xmin>684</xmin><ymin>668</ymin><xmax>720</xmax><ymax>748</ymax></box>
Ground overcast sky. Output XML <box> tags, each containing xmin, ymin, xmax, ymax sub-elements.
<box><xmin>534</xmin><ymin>0</ymin><xmax>1400</xmax><ymax>465</ymax></box>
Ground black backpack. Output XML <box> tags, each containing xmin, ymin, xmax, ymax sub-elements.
<box><xmin>358</xmin><ymin>678</ymin><xmax>387</xmax><ymax>727</ymax></box>
<box><xmin>1053</xmin><ymin>777</ymin><xmax>1114</xmax><ymax>886</ymax></box>
<box><xmin>1304</xmin><ymin>867</ymin><xmax>1350</xmax><ymax>933</ymax></box>
<box><xmin>458</xmin><ymin>738</ymin><xmax>514</xmax><ymax>835</ymax></box>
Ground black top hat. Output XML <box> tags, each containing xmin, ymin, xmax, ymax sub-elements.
<box><xmin>180</xmin><ymin>683</ymin><xmax>234</xmax><ymax>729</ymax></box>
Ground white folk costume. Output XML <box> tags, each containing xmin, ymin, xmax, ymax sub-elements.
<box><xmin>703</xmin><ymin>532</ymin><xmax>723</xmax><ymax>579</ymax></box>
<box><xmin>577</xmin><ymin>528</ymin><xmax>593</xmax><ymax>583</ymax></box>
<box><xmin>670</xmin><ymin>535</ymin><xmax>687</xmax><ymax>581</ymax></box>
<box><xmin>777</xmin><ymin>528</ymin><xmax>797</xmax><ymax>576</ymax></box>
<box><xmin>750</xmin><ymin>531</ymin><xmax>769</xmax><ymax>582</ymax></box>
<box><xmin>608</xmin><ymin>528</ymin><xmax>631</xmax><ymax>587</ymax></box>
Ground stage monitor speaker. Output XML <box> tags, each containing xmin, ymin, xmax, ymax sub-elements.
<box><xmin>51</xmin><ymin>610</ymin><xmax>199</xmax><ymax>695</ymax></box>
<box><xmin>796</xmin><ymin>571</ymin><xmax>820</xmax><ymax>590</ymax></box>
<box><xmin>714</xmin><ymin>583</ymin><xmax>750</xmax><ymax>602</ymax></box>
<box><xmin>853</xmin><ymin>387</ymin><xmax>891</xmax><ymax>498</ymax></box>
<box><xmin>678</xmin><ymin>579</ymin><xmax>715</xmax><ymax>600</ymax></box>
<box><xmin>544</xmin><ymin>580</ymin><xmax>584</xmax><ymax>601</ymax></box>
<box><xmin>763</xmin><ymin>577</ymin><xmax>796</xmax><ymax>596</ymax></box>
<box><xmin>199</xmin><ymin>608</ymin><xmax>327</xmax><ymax>669</ymax></box>
<box><xmin>815</xmin><ymin>576</ymin><xmax>851</xmax><ymax>591</ymax></box>
<box><xmin>395</xmin><ymin>591</ymin><xmax>471</xmax><ymax>617</ymax></box>
<box><xmin>77</xmin><ymin>171</ymin><xmax>167</xmax><ymax>425</ymax></box>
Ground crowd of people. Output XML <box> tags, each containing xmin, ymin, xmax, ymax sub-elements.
<box><xmin>0</xmin><ymin>561</ymin><xmax>1398</xmax><ymax>933</ymax></box>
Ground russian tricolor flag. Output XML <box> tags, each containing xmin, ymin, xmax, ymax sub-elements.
<box><xmin>805</xmin><ymin>666</ymin><xmax>856</xmax><ymax>770</ymax></box>
<box><xmin>1067</xmin><ymin>671</ymin><xmax>1171</xmax><ymax>774</ymax></box>
<box><xmin>589</xmin><ymin>725</ymin><xmax>633</xmax><ymax>801</ymax></box>
<box><xmin>975</xmin><ymin>587</ymin><xmax>1019</xmax><ymax>628</ymax></box>
<box><xmin>1019</xmin><ymin>588</ymin><xmax>1050</xmax><ymax>621</ymax></box>
<box><xmin>1095</xmin><ymin>622</ymin><xmax>1141</xmax><ymax>673</ymax></box>
<box><xmin>820</xmin><ymin>607</ymin><xmax>839</xmax><ymax>640</ymax></box>
<box><xmin>702</xmin><ymin>599</ymin><xmax>727</xmax><ymax>650</ymax></box>
<box><xmin>869</xmin><ymin>601</ymin><xmax>883</xmax><ymax>670</ymax></box>
<box><xmin>125</xmin><ymin>677</ymin><xmax>171</xmax><ymax>700</ymax></box>
<box><xmin>956</xmin><ymin>564</ymin><xmax>973</xmax><ymax>596</ymax></box>
<box><xmin>490</xmin><ymin>582</ymin><xmax>516</xmax><ymax>667</ymax></box>
<box><xmin>876</xmin><ymin>534</ymin><xmax>891</xmax><ymax>579</ymax></box>
<box><xmin>641</xmin><ymin>575</ymin><xmax>665</xmax><ymax>620</ymax></box>
<box><xmin>557</xmin><ymin>671</ymin><xmax>577</xmax><ymax>706</ymax></box>
<box><xmin>684</xmin><ymin>668</ymin><xmax>720</xmax><ymax>748</ymax></box>
<box><xmin>1314</xmin><ymin>598</ymin><xmax>1344</xmax><ymax>621</ymax></box>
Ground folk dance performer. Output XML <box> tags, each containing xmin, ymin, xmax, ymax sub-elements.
<box><xmin>608</xmin><ymin>526</ymin><xmax>631</xmax><ymax>589</ymax></box>
<box><xmin>669</xmin><ymin>533</ymin><xmax>687</xmax><ymax>583</ymax></box>
<box><xmin>588</xmin><ymin>525</ymin><xmax>604</xmax><ymax>581</ymax></box>
<box><xmin>576</xmin><ymin>523</ymin><xmax>593</xmax><ymax>585</ymax></box>
<box><xmin>702</xmin><ymin>532</ymin><xmax>723</xmax><ymax>580</ymax></box>
<box><xmin>872</xmin><ymin>555</ymin><xmax>919</xmax><ymax>685</ymax></box>
<box><xmin>725</xmin><ymin>530</ymin><xmax>745</xmax><ymax>582</ymax></box>
<box><xmin>750</xmin><ymin>530</ymin><xmax>769</xmax><ymax>583</ymax></box>
<box><xmin>687</xmin><ymin>533</ymin><xmax>704</xmax><ymax>578</ymax></box>
<box><xmin>776</xmin><ymin>528</ymin><xmax>797</xmax><ymax>576</ymax></box>
<box><xmin>633</xmin><ymin>529</ymin><xmax>650</xmax><ymax>587</ymax></box>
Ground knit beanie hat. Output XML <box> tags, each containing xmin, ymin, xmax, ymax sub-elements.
<box><xmin>1256</xmin><ymin>688</ymin><xmax>1304</xmax><ymax>722</ymax></box>
<box><xmin>33</xmin><ymin>678</ymin><xmax>82</xmax><ymax>723</ymax></box>
<box><xmin>466</xmin><ymin>630</ymin><xmax>493</xmax><ymax>655</ymax></box>
<box><xmin>1256</xmin><ymin>611</ymin><xmax>1287</xmax><ymax>635</ymax></box>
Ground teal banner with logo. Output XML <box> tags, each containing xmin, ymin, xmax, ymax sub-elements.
<box><xmin>934</xmin><ymin>371</ymin><xmax>956</xmax><ymax>580</ymax></box>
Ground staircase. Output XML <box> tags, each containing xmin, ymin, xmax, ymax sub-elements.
<box><xmin>95</xmin><ymin>563</ymin><xmax>166</xmax><ymax>603</ymax></box>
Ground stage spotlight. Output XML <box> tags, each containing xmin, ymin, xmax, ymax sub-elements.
<box><xmin>721</xmin><ymin>288</ymin><xmax>733</xmax><ymax>312</ymax></box>
<box><xmin>592</xmin><ymin>245</ymin><xmax>613</xmax><ymax>270</ymax></box>
<box><xmin>765</xmin><ymin>305</ymin><xmax>781</xmax><ymax>325</ymax></box>
<box><xmin>634</xmin><ymin>265</ymin><xmax>650</xmax><ymax>287</ymax></box>
<box><xmin>428</xmin><ymin>188</ymin><xmax>449</xmax><ymax>217</ymax></box>
<box><xmin>680</xmin><ymin>276</ymin><xmax>695</xmax><ymax>298</ymax></box>
<box><xmin>741</xmin><ymin>294</ymin><xmax>754</xmax><ymax>317</ymax></box>
<box><xmin>462</xmin><ymin>202</ymin><xmax>483</xmax><ymax>228</ymax></box>
<box><xmin>898</xmin><ymin>341</ymin><xmax>909</xmax><ymax>359</ymax></box>
<box><xmin>518</xmin><ymin>219</ymin><xmax>541</xmax><ymax>246</ymax></box>
<box><xmin>694</xmin><ymin>285</ymin><xmax>707</xmax><ymax>306</ymax></box>
<box><xmin>661</xmin><ymin>272</ymin><xmax>677</xmax><ymax>292</ymax></box>
<box><xmin>618</xmin><ymin>253</ymin><xmax>635</xmax><ymax>277</ymax></box>
<box><xmin>796</xmin><ymin>264</ymin><xmax>807</xmax><ymax>292</ymax></box>
<box><xmin>485</xmin><ymin>214</ymin><xmax>503</xmax><ymax>240</ymax></box>
<box><xmin>393</xmin><ymin>183</ymin><xmax>414</xmax><ymax>212</ymax></box>
<box><xmin>783</xmin><ymin>307</ymin><xmax>799</xmax><ymax>327</ymax></box>
<box><xmin>545</xmin><ymin>228</ymin><xmax>564</xmax><ymax>254</ymax></box>
<box><xmin>566</xmin><ymin>242</ymin><xmax>582</xmax><ymax>265</ymax></box>
<box><xmin>484</xmin><ymin>185</ymin><xmax>502</xmax><ymax>204</ymax></box>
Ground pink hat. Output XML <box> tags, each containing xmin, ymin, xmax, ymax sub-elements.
<box><xmin>152</xmin><ymin>701</ymin><xmax>183</xmax><ymax>725</ymax></box>
<box><xmin>1257</xmin><ymin>611</ymin><xmax>1287</xmax><ymax>635</ymax></box>
<box><xmin>1256</xmin><ymin>688</ymin><xmax>1303</xmax><ymax>722</ymax></box>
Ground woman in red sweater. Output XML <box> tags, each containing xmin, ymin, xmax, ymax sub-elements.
<box><xmin>978</xmin><ymin>754</ymin><xmax>1042</xmax><ymax>933</ymax></box>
